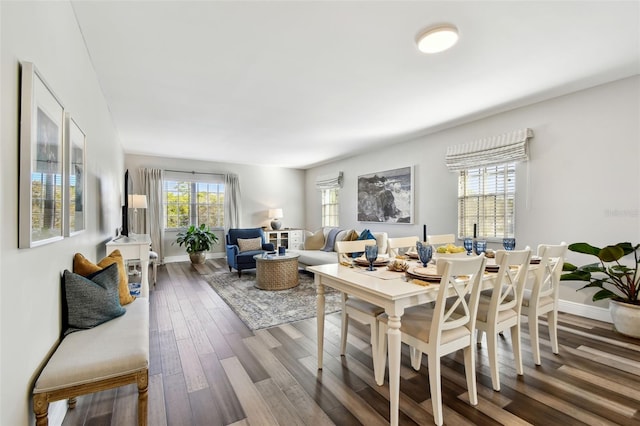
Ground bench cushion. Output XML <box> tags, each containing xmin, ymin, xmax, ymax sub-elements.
<box><xmin>34</xmin><ymin>297</ymin><xmax>149</xmax><ymax>393</ymax></box>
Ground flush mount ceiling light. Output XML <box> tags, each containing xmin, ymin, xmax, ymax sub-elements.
<box><xmin>416</xmin><ymin>24</ymin><xmax>459</xmax><ymax>53</ymax></box>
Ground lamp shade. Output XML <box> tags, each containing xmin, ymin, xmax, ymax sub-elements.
<box><xmin>268</xmin><ymin>208</ymin><xmax>283</xmax><ymax>219</ymax></box>
<box><xmin>129</xmin><ymin>194</ymin><xmax>148</xmax><ymax>209</ymax></box>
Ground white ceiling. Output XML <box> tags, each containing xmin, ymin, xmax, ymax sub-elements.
<box><xmin>71</xmin><ymin>1</ymin><xmax>640</xmax><ymax>169</ymax></box>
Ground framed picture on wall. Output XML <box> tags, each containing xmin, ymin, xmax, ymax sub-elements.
<box><xmin>19</xmin><ymin>62</ymin><xmax>66</xmax><ymax>248</ymax></box>
<box><xmin>357</xmin><ymin>166</ymin><xmax>414</xmax><ymax>224</ymax></box>
<box><xmin>64</xmin><ymin>114</ymin><xmax>86</xmax><ymax>236</ymax></box>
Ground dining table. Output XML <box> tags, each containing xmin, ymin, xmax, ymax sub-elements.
<box><xmin>308</xmin><ymin>255</ymin><xmax>539</xmax><ymax>426</ymax></box>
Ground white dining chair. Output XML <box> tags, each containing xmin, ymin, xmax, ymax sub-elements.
<box><xmin>387</xmin><ymin>236</ymin><xmax>419</xmax><ymax>258</ymax></box>
<box><xmin>474</xmin><ymin>248</ymin><xmax>531</xmax><ymax>391</ymax></box>
<box><xmin>334</xmin><ymin>240</ymin><xmax>385</xmax><ymax>380</ymax></box>
<box><xmin>376</xmin><ymin>254</ymin><xmax>486</xmax><ymax>426</ymax></box>
<box><xmin>521</xmin><ymin>242</ymin><xmax>567</xmax><ymax>365</ymax></box>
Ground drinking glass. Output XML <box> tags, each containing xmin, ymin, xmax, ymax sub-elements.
<box><xmin>364</xmin><ymin>245</ymin><xmax>378</xmax><ymax>271</ymax></box>
<box><xmin>475</xmin><ymin>240</ymin><xmax>487</xmax><ymax>256</ymax></box>
<box><xmin>463</xmin><ymin>238</ymin><xmax>473</xmax><ymax>255</ymax></box>
<box><xmin>416</xmin><ymin>242</ymin><xmax>433</xmax><ymax>267</ymax></box>
<box><xmin>503</xmin><ymin>238</ymin><xmax>516</xmax><ymax>251</ymax></box>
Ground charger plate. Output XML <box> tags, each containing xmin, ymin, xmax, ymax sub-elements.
<box><xmin>406</xmin><ymin>265</ymin><xmax>442</xmax><ymax>282</ymax></box>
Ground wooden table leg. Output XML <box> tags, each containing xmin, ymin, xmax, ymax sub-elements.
<box><xmin>316</xmin><ymin>277</ymin><xmax>325</xmax><ymax>369</ymax></box>
<box><xmin>387</xmin><ymin>314</ymin><xmax>402</xmax><ymax>426</ymax></box>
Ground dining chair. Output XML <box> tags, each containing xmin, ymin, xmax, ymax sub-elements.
<box><xmin>521</xmin><ymin>242</ymin><xmax>568</xmax><ymax>365</ymax></box>
<box><xmin>387</xmin><ymin>236</ymin><xmax>419</xmax><ymax>258</ymax></box>
<box><xmin>376</xmin><ymin>254</ymin><xmax>486</xmax><ymax>426</ymax></box>
<box><xmin>474</xmin><ymin>248</ymin><xmax>531</xmax><ymax>391</ymax></box>
<box><xmin>334</xmin><ymin>240</ymin><xmax>385</xmax><ymax>379</ymax></box>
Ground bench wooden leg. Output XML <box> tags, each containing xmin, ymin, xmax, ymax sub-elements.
<box><xmin>33</xmin><ymin>393</ymin><xmax>49</xmax><ymax>426</ymax></box>
<box><xmin>137</xmin><ymin>370</ymin><xmax>149</xmax><ymax>426</ymax></box>
<box><xmin>68</xmin><ymin>397</ymin><xmax>77</xmax><ymax>409</ymax></box>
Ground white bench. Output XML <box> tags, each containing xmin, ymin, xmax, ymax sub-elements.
<box><xmin>33</xmin><ymin>297</ymin><xmax>149</xmax><ymax>426</ymax></box>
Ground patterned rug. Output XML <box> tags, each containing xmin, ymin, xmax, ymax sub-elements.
<box><xmin>203</xmin><ymin>270</ymin><xmax>342</xmax><ymax>330</ymax></box>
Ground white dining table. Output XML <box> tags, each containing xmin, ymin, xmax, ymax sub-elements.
<box><xmin>308</xmin><ymin>261</ymin><xmax>496</xmax><ymax>426</ymax></box>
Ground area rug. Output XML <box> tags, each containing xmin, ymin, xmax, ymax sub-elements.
<box><xmin>203</xmin><ymin>270</ymin><xmax>342</xmax><ymax>330</ymax></box>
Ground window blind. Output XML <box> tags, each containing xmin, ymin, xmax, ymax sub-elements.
<box><xmin>315</xmin><ymin>172</ymin><xmax>343</xmax><ymax>190</ymax></box>
<box><xmin>458</xmin><ymin>163</ymin><xmax>515</xmax><ymax>239</ymax></box>
<box><xmin>446</xmin><ymin>128</ymin><xmax>533</xmax><ymax>171</ymax></box>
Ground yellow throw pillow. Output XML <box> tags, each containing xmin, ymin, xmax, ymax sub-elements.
<box><xmin>304</xmin><ymin>229</ymin><xmax>325</xmax><ymax>250</ymax></box>
<box><xmin>73</xmin><ymin>250</ymin><xmax>135</xmax><ymax>305</ymax></box>
<box><xmin>345</xmin><ymin>229</ymin><xmax>359</xmax><ymax>241</ymax></box>
<box><xmin>237</xmin><ymin>237</ymin><xmax>263</xmax><ymax>252</ymax></box>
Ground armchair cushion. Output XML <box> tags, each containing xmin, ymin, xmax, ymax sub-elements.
<box><xmin>237</xmin><ymin>237</ymin><xmax>263</xmax><ymax>252</ymax></box>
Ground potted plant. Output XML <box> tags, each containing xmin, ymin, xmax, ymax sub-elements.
<box><xmin>175</xmin><ymin>224</ymin><xmax>219</xmax><ymax>265</ymax></box>
<box><xmin>561</xmin><ymin>242</ymin><xmax>639</xmax><ymax>338</ymax></box>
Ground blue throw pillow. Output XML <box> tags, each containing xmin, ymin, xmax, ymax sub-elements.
<box><xmin>63</xmin><ymin>263</ymin><xmax>126</xmax><ymax>336</ymax></box>
<box><xmin>321</xmin><ymin>228</ymin><xmax>343</xmax><ymax>252</ymax></box>
<box><xmin>352</xmin><ymin>229</ymin><xmax>377</xmax><ymax>258</ymax></box>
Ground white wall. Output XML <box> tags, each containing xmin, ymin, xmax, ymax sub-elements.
<box><xmin>0</xmin><ymin>2</ymin><xmax>124</xmax><ymax>425</ymax></box>
<box><xmin>125</xmin><ymin>154</ymin><xmax>305</xmax><ymax>261</ymax></box>
<box><xmin>306</xmin><ymin>76</ymin><xmax>640</xmax><ymax>317</ymax></box>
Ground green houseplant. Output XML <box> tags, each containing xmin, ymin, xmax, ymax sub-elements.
<box><xmin>561</xmin><ymin>242</ymin><xmax>639</xmax><ymax>338</ymax></box>
<box><xmin>175</xmin><ymin>224</ymin><xmax>219</xmax><ymax>264</ymax></box>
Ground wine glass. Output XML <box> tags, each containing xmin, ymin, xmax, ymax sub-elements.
<box><xmin>503</xmin><ymin>238</ymin><xmax>516</xmax><ymax>251</ymax></box>
<box><xmin>475</xmin><ymin>240</ymin><xmax>487</xmax><ymax>256</ymax></box>
<box><xmin>463</xmin><ymin>238</ymin><xmax>473</xmax><ymax>255</ymax></box>
<box><xmin>416</xmin><ymin>242</ymin><xmax>433</xmax><ymax>267</ymax></box>
<box><xmin>364</xmin><ymin>245</ymin><xmax>378</xmax><ymax>271</ymax></box>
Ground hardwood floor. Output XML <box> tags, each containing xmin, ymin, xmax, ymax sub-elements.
<box><xmin>62</xmin><ymin>260</ymin><xmax>640</xmax><ymax>425</ymax></box>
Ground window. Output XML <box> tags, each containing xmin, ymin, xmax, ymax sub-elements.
<box><xmin>163</xmin><ymin>173</ymin><xmax>224</xmax><ymax>229</ymax></box>
<box><xmin>458</xmin><ymin>163</ymin><xmax>515</xmax><ymax>240</ymax></box>
<box><xmin>321</xmin><ymin>188</ymin><xmax>339</xmax><ymax>227</ymax></box>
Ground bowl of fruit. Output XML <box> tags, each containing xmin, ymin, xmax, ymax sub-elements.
<box><xmin>433</xmin><ymin>244</ymin><xmax>467</xmax><ymax>258</ymax></box>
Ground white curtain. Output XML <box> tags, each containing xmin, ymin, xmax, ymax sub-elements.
<box><xmin>138</xmin><ymin>168</ymin><xmax>164</xmax><ymax>262</ymax></box>
<box><xmin>445</xmin><ymin>128</ymin><xmax>534</xmax><ymax>171</ymax></box>
<box><xmin>315</xmin><ymin>171</ymin><xmax>343</xmax><ymax>190</ymax></box>
<box><xmin>224</xmin><ymin>173</ymin><xmax>241</xmax><ymax>230</ymax></box>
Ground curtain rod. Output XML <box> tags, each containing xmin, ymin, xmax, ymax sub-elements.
<box><xmin>163</xmin><ymin>169</ymin><xmax>224</xmax><ymax>177</ymax></box>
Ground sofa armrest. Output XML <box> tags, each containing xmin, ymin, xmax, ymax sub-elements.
<box><xmin>262</xmin><ymin>243</ymin><xmax>275</xmax><ymax>251</ymax></box>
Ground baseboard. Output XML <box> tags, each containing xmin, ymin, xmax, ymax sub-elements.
<box><xmin>558</xmin><ymin>299</ymin><xmax>612</xmax><ymax>323</ymax></box>
<box><xmin>164</xmin><ymin>253</ymin><xmax>225</xmax><ymax>264</ymax></box>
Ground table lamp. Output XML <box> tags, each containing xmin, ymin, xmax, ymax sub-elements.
<box><xmin>128</xmin><ymin>194</ymin><xmax>147</xmax><ymax>234</ymax></box>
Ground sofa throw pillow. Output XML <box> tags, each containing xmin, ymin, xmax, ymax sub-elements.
<box><xmin>345</xmin><ymin>229</ymin><xmax>359</xmax><ymax>241</ymax></box>
<box><xmin>237</xmin><ymin>237</ymin><xmax>262</xmax><ymax>252</ymax></box>
<box><xmin>73</xmin><ymin>250</ymin><xmax>134</xmax><ymax>306</ymax></box>
<box><xmin>304</xmin><ymin>229</ymin><xmax>325</xmax><ymax>250</ymax></box>
<box><xmin>63</xmin><ymin>263</ymin><xmax>126</xmax><ymax>336</ymax></box>
<box><xmin>321</xmin><ymin>228</ymin><xmax>342</xmax><ymax>252</ymax></box>
<box><xmin>353</xmin><ymin>229</ymin><xmax>377</xmax><ymax>258</ymax></box>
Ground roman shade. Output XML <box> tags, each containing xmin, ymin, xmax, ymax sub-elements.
<box><xmin>315</xmin><ymin>172</ymin><xmax>343</xmax><ymax>190</ymax></box>
<box><xmin>445</xmin><ymin>128</ymin><xmax>534</xmax><ymax>171</ymax></box>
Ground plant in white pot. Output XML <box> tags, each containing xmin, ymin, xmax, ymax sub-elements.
<box><xmin>561</xmin><ymin>242</ymin><xmax>639</xmax><ymax>338</ymax></box>
<box><xmin>175</xmin><ymin>224</ymin><xmax>219</xmax><ymax>265</ymax></box>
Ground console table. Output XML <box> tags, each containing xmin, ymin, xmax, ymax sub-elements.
<box><xmin>106</xmin><ymin>234</ymin><xmax>151</xmax><ymax>297</ymax></box>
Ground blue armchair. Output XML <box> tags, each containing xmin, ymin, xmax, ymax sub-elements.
<box><xmin>226</xmin><ymin>228</ymin><xmax>275</xmax><ymax>277</ymax></box>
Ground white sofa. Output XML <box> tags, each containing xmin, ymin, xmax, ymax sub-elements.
<box><xmin>290</xmin><ymin>228</ymin><xmax>388</xmax><ymax>268</ymax></box>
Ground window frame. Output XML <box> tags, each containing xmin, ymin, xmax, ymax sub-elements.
<box><xmin>457</xmin><ymin>162</ymin><xmax>515</xmax><ymax>242</ymax></box>
<box><xmin>321</xmin><ymin>188</ymin><xmax>339</xmax><ymax>227</ymax></box>
<box><xmin>163</xmin><ymin>173</ymin><xmax>225</xmax><ymax>231</ymax></box>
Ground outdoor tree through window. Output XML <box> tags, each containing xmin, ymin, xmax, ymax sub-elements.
<box><xmin>164</xmin><ymin>174</ymin><xmax>224</xmax><ymax>229</ymax></box>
